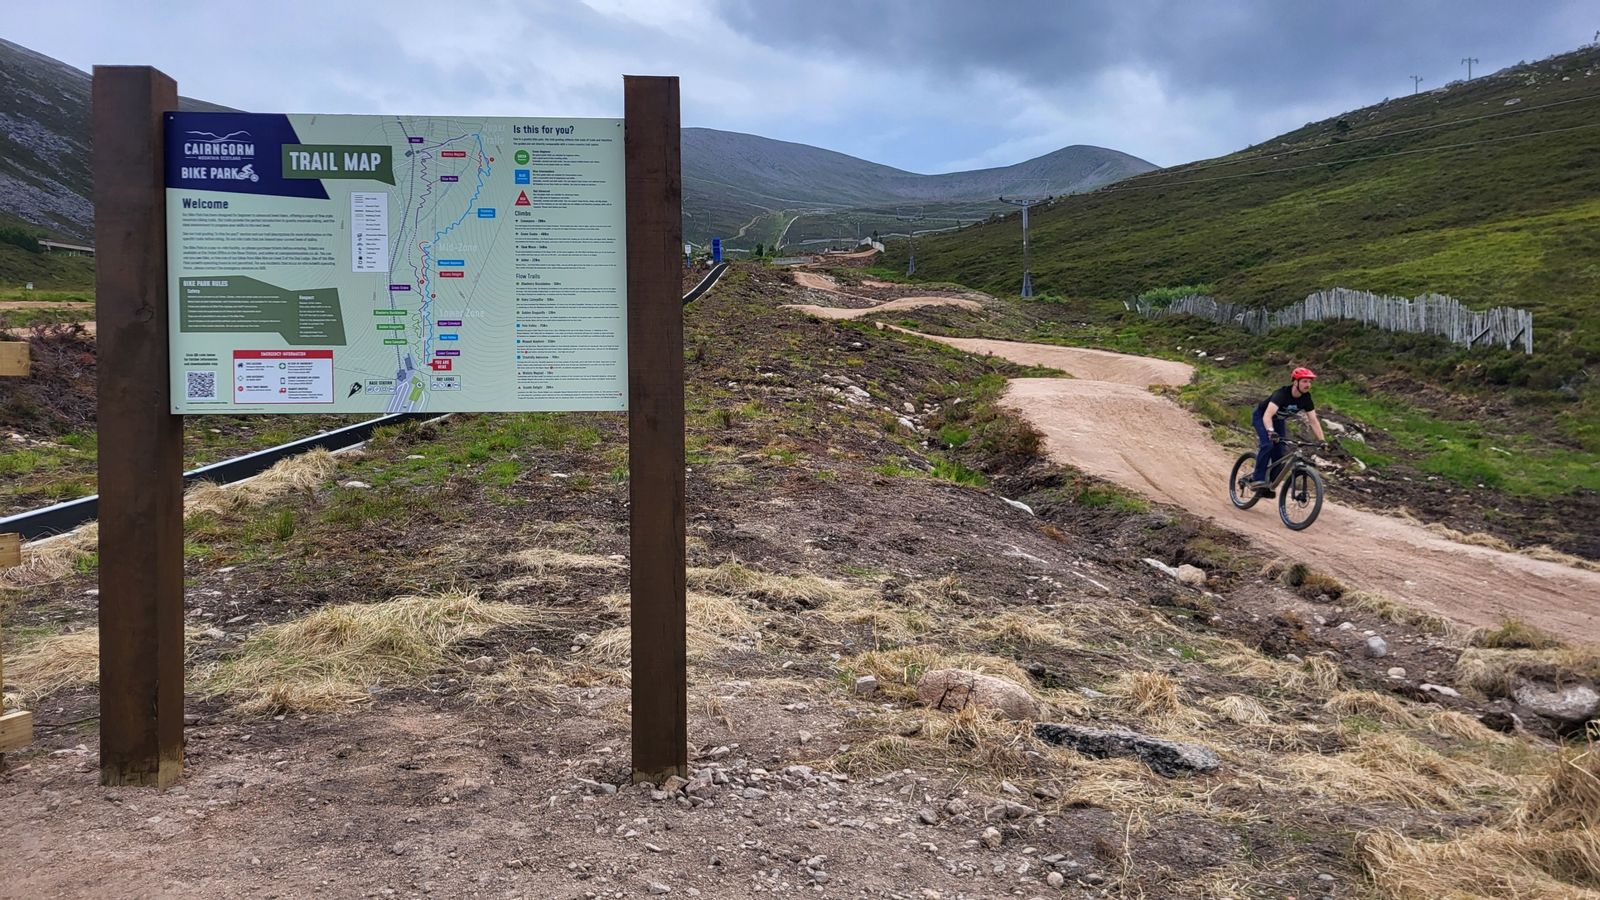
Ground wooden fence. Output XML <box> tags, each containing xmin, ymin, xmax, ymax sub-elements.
<box><xmin>1127</xmin><ymin>287</ymin><xmax>1534</xmax><ymax>354</ymax></box>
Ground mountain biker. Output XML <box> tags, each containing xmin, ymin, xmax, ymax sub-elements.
<box><xmin>1249</xmin><ymin>367</ymin><xmax>1327</xmax><ymax>497</ymax></box>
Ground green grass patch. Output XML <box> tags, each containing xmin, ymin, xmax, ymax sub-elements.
<box><xmin>930</xmin><ymin>458</ymin><xmax>987</xmax><ymax>487</ymax></box>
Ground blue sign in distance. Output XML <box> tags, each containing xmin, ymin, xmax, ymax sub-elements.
<box><xmin>711</xmin><ymin>237</ymin><xmax>722</xmax><ymax>263</ymax></box>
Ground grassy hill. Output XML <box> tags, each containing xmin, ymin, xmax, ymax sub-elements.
<box><xmin>683</xmin><ymin>128</ymin><xmax>1154</xmax><ymax>249</ymax></box>
<box><xmin>883</xmin><ymin>45</ymin><xmax>1600</xmax><ymax>457</ymax></box>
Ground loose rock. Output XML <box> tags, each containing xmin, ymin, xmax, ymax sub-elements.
<box><xmin>918</xmin><ymin>669</ymin><xmax>1041</xmax><ymax>721</ymax></box>
<box><xmin>1514</xmin><ymin>682</ymin><xmax>1600</xmax><ymax>723</ymax></box>
<box><xmin>1034</xmin><ymin>722</ymin><xmax>1220</xmax><ymax>777</ymax></box>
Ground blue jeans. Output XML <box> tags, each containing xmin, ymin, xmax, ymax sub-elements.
<box><xmin>1252</xmin><ymin>411</ymin><xmax>1285</xmax><ymax>483</ymax></box>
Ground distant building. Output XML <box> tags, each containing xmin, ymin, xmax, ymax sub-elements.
<box><xmin>39</xmin><ymin>240</ymin><xmax>95</xmax><ymax>256</ymax></box>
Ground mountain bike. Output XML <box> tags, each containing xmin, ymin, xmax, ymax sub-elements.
<box><xmin>1227</xmin><ymin>438</ymin><xmax>1332</xmax><ymax>530</ymax></box>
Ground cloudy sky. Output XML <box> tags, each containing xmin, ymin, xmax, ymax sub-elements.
<box><xmin>10</xmin><ymin>0</ymin><xmax>1595</xmax><ymax>172</ymax></box>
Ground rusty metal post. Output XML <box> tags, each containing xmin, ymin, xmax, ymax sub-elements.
<box><xmin>93</xmin><ymin>66</ymin><xmax>185</xmax><ymax>787</ymax></box>
<box><xmin>624</xmin><ymin>75</ymin><xmax>687</xmax><ymax>784</ymax></box>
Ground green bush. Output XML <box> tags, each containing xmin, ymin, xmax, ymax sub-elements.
<box><xmin>0</xmin><ymin>226</ymin><xmax>42</xmax><ymax>254</ymax></box>
<box><xmin>1137</xmin><ymin>284</ymin><xmax>1214</xmax><ymax>308</ymax></box>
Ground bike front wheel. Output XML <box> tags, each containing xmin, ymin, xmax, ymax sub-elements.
<box><xmin>1279</xmin><ymin>465</ymin><xmax>1325</xmax><ymax>530</ymax></box>
<box><xmin>1228</xmin><ymin>453</ymin><xmax>1261</xmax><ymax>509</ymax></box>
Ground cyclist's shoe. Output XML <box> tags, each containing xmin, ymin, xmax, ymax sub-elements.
<box><xmin>1247</xmin><ymin>480</ymin><xmax>1269</xmax><ymax>492</ymax></box>
<box><xmin>1260</xmin><ymin>488</ymin><xmax>1277</xmax><ymax>499</ymax></box>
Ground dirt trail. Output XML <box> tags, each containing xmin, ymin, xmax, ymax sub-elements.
<box><xmin>938</xmin><ymin>338</ymin><xmax>1600</xmax><ymax>638</ymax></box>
<box><xmin>0</xmin><ymin>301</ymin><xmax>92</xmax><ymax>310</ymax></box>
<box><xmin>787</xmin><ymin>272</ymin><xmax>986</xmax><ymax>319</ymax></box>
<box><xmin>786</xmin><ymin>280</ymin><xmax>1600</xmax><ymax>637</ymax></box>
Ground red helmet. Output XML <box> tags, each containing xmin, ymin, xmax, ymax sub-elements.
<box><xmin>1291</xmin><ymin>367</ymin><xmax>1317</xmax><ymax>381</ymax></box>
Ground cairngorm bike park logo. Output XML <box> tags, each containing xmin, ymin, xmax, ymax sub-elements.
<box><xmin>180</xmin><ymin>130</ymin><xmax>260</xmax><ymax>182</ymax></box>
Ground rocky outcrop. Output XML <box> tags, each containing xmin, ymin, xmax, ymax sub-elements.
<box><xmin>1033</xmin><ymin>723</ymin><xmax>1221</xmax><ymax>777</ymax></box>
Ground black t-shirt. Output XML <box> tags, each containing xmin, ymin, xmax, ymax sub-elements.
<box><xmin>1255</xmin><ymin>385</ymin><xmax>1314</xmax><ymax>421</ymax></box>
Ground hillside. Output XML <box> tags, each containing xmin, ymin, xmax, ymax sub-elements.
<box><xmin>885</xmin><ymin>45</ymin><xmax>1600</xmax><ymax>467</ymax></box>
<box><xmin>684</xmin><ymin>128</ymin><xmax>1155</xmax><ymax>249</ymax></box>
<box><xmin>0</xmin><ymin>38</ymin><xmax>230</xmax><ymax>243</ymax></box>
<box><xmin>895</xmin><ymin>46</ymin><xmax>1600</xmax><ymax>352</ymax></box>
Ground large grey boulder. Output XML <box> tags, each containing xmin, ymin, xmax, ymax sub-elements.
<box><xmin>1034</xmin><ymin>723</ymin><xmax>1220</xmax><ymax>777</ymax></box>
<box><xmin>1513</xmin><ymin>682</ymin><xmax>1600</xmax><ymax>723</ymax></box>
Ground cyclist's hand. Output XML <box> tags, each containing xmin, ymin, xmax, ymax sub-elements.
<box><xmin>1270</xmin><ymin>432</ymin><xmax>1282</xmax><ymax>443</ymax></box>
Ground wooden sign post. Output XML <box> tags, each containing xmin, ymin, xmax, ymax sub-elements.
<box><xmin>93</xmin><ymin>66</ymin><xmax>186</xmax><ymax>788</ymax></box>
<box><xmin>2</xmin><ymin>302</ymin><xmax>33</xmax><ymax>759</ymax></box>
<box><xmin>85</xmin><ymin>67</ymin><xmax>687</xmax><ymax>789</ymax></box>
<box><xmin>0</xmin><ymin>467</ymin><xmax>28</xmax><ymax>758</ymax></box>
<box><xmin>624</xmin><ymin>75</ymin><xmax>688</xmax><ymax>784</ymax></box>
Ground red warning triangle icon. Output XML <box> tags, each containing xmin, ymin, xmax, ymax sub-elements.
<box><xmin>514</xmin><ymin>190</ymin><xmax>531</xmax><ymax>207</ymax></box>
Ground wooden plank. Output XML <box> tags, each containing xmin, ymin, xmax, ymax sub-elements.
<box><xmin>0</xmin><ymin>341</ymin><xmax>28</xmax><ymax>377</ymax></box>
<box><xmin>93</xmin><ymin>66</ymin><xmax>185</xmax><ymax>789</ymax></box>
<box><xmin>0</xmin><ymin>710</ymin><xmax>32</xmax><ymax>754</ymax></box>
<box><xmin>624</xmin><ymin>74</ymin><xmax>687</xmax><ymax>785</ymax></box>
<box><xmin>0</xmin><ymin>533</ymin><xmax>18</xmax><ymax>570</ymax></box>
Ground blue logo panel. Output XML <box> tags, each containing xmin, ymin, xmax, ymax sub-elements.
<box><xmin>165</xmin><ymin>112</ymin><xmax>329</xmax><ymax>199</ymax></box>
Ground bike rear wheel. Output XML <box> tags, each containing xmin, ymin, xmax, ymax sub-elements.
<box><xmin>1279</xmin><ymin>465</ymin><xmax>1325</xmax><ymax>530</ymax></box>
<box><xmin>1228</xmin><ymin>453</ymin><xmax>1261</xmax><ymax>509</ymax></box>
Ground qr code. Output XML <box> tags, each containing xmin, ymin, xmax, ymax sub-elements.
<box><xmin>185</xmin><ymin>370</ymin><xmax>217</xmax><ymax>400</ymax></box>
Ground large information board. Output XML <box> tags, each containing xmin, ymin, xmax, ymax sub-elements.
<box><xmin>165</xmin><ymin>113</ymin><xmax>626</xmax><ymax>414</ymax></box>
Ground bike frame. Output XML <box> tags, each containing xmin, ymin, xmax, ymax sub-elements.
<box><xmin>1264</xmin><ymin>441</ymin><xmax>1317</xmax><ymax>488</ymax></box>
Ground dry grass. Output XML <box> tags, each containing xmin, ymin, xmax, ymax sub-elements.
<box><xmin>1106</xmin><ymin>671</ymin><xmax>1210</xmax><ymax>732</ymax></box>
<box><xmin>1455</xmin><ymin>646</ymin><xmax>1600</xmax><ymax>697</ymax></box>
<box><xmin>1342</xmin><ymin>589</ymin><xmax>1457</xmax><ymax>637</ymax></box>
<box><xmin>185</xmin><ymin>448</ymin><xmax>338</xmax><ymax>516</ymax></box>
<box><xmin>843</xmin><ymin>645</ymin><xmax>1037</xmax><ymax>703</ymax></box>
<box><xmin>4</xmin><ymin>629</ymin><xmax>100</xmax><ymax>703</ymax></box>
<box><xmin>818</xmin><ymin>597</ymin><xmax>940</xmax><ymax>645</ymax></box>
<box><xmin>1426</xmin><ymin>710</ymin><xmax>1513</xmax><ymax>744</ymax></box>
<box><xmin>1282</xmin><ymin>731</ymin><xmax>1514</xmax><ymax>811</ymax></box>
<box><xmin>1521</xmin><ymin>545</ymin><xmax>1600</xmax><ymax>572</ymax></box>
<box><xmin>464</xmin><ymin>655</ymin><xmax>563</xmax><ymax>708</ymax></box>
<box><xmin>1263</xmin><ymin>559</ymin><xmax>1344</xmax><ymax>599</ymax></box>
<box><xmin>688</xmin><ymin>559</ymin><xmax>872</xmax><ymax>609</ymax></box>
<box><xmin>0</xmin><ymin>524</ymin><xmax>98</xmax><ymax>590</ymax></box>
<box><xmin>1423</xmin><ymin>521</ymin><xmax>1515</xmax><ymax>552</ymax></box>
<box><xmin>1470</xmin><ymin>618</ymin><xmax>1565</xmax><ymax>651</ymax></box>
<box><xmin>1364</xmin><ymin>828</ymin><xmax>1600</xmax><ymax>899</ymax></box>
<box><xmin>813</xmin><ymin>576</ymin><xmax>973</xmax><ymax>648</ymax></box>
<box><xmin>963</xmin><ymin>609</ymin><xmax>1080</xmax><ymax>651</ymax></box>
<box><xmin>203</xmin><ymin>591</ymin><xmax>538</xmax><ymax>715</ymax></box>
<box><xmin>1325</xmin><ymin>690</ymin><xmax>1422</xmax><ymax>727</ymax></box>
<box><xmin>1293</xmin><ymin>656</ymin><xmax>1343</xmax><ymax>696</ymax></box>
<box><xmin>507</xmin><ymin>548</ymin><xmax>624</xmax><ymax>574</ymax></box>
<box><xmin>826</xmin><ymin>704</ymin><xmax>1044</xmax><ymax>783</ymax></box>
<box><xmin>3</xmin><ymin>451</ymin><xmax>341</xmax><ymax>593</ymax></box>
<box><xmin>1363</xmin><ymin>744</ymin><xmax>1600</xmax><ymax>898</ymax></box>
<box><xmin>1517</xmin><ymin>744</ymin><xmax>1600</xmax><ymax>832</ymax></box>
<box><xmin>583</xmin><ymin>590</ymin><xmax>761</xmax><ymax>665</ymax></box>
<box><xmin>1205</xmin><ymin>694</ymin><xmax>1273</xmax><ymax>726</ymax></box>
<box><xmin>1210</xmin><ymin>648</ymin><xmax>1339</xmax><ymax>698</ymax></box>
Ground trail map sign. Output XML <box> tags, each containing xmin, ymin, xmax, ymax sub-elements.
<box><xmin>165</xmin><ymin>113</ymin><xmax>627</xmax><ymax>414</ymax></box>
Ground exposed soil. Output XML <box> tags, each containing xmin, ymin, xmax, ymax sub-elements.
<box><xmin>0</xmin><ymin>264</ymin><xmax>1590</xmax><ymax>899</ymax></box>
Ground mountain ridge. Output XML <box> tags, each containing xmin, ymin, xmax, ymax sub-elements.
<box><xmin>0</xmin><ymin>38</ymin><xmax>1156</xmax><ymax>249</ymax></box>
